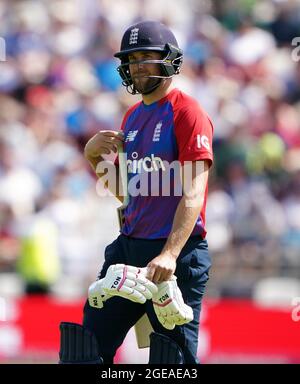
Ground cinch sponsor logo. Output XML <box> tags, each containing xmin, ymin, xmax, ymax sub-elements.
<box><xmin>127</xmin><ymin>152</ymin><xmax>166</xmax><ymax>174</ymax></box>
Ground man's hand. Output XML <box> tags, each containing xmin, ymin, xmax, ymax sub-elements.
<box><xmin>88</xmin><ymin>264</ymin><xmax>158</xmax><ymax>308</ymax></box>
<box><xmin>151</xmin><ymin>276</ymin><xmax>194</xmax><ymax>330</ymax></box>
<box><xmin>84</xmin><ymin>130</ymin><xmax>124</xmax><ymax>158</ymax></box>
<box><xmin>84</xmin><ymin>130</ymin><xmax>125</xmax><ymax>202</ymax></box>
<box><xmin>146</xmin><ymin>252</ymin><xmax>177</xmax><ymax>283</ymax></box>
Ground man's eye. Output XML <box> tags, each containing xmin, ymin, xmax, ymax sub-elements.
<box><xmin>129</xmin><ymin>56</ymin><xmax>150</xmax><ymax>61</ymax></box>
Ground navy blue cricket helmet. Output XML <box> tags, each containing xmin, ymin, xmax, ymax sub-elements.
<box><xmin>114</xmin><ymin>20</ymin><xmax>183</xmax><ymax>94</ymax></box>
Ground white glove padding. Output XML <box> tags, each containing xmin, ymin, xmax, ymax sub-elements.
<box><xmin>88</xmin><ymin>264</ymin><xmax>158</xmax><ymax>308</ymax></box>
<box><xmin>152</xmin><ymin>276</ymin><xmax>194</xmax><ymax>330</ymax></box>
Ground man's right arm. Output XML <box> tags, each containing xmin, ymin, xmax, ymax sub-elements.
<box><xmin>84</xmin><ymin>130</ymin><xmax>124</xmax><ymax>203</ymax></box>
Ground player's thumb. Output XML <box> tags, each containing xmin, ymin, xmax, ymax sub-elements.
<box><xmin>145</xmin><ymin>264</ymin><xmax>155</xmax><ymax>282</ymax></box>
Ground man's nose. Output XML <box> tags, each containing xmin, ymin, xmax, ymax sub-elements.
<box><xmin>137</xmin><ymin>62</ymin><xmax>144</xmax><ymax>71</ymax></box>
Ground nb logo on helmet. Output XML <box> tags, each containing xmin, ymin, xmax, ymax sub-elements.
<box><xmin>129</xmin><ymin>28</ymin><xmax>139</xmax><ymax>45</ymax></box>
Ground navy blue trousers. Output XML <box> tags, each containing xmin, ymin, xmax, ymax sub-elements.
<box><xmin>83</xmin><ymin>234</ymin><xmax>211</xmax><ymax>363</ymax></box>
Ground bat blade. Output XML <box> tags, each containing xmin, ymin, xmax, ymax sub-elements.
<box><xmin>117</xmin><ymin>145</ymin><xmax>129</xmax><ymax>229</ymax></box>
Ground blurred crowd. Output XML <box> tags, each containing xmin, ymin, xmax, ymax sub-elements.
<box><xmin>0</xmin><ymin>0</ymin><xmax>300</xmax><ymax>300</ymax></box>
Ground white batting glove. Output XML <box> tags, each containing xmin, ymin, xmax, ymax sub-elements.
<box><xmin>151</xmin><ymin>276</ymin><xmax>194</xmax><ymax>330</ymax></box>
<box><xmin>88</xmin><ymin>264</ymin><xmax>158</xmax><ymax>308</ymax></box>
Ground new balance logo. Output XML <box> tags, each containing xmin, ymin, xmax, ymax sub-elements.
<box><xmin>125</xmin><ymin>130</ymin><xmax>138</xmax><ymax>142</ymax></box>
<box><xmin>152</xmin><ymin>121</ymin><xmax>162</xmax><ymax>142</ymax></box>
<box><xmin>129</xmin><ymin>28</ymin><xmax>139</xmax><ymax>45</ymax></box>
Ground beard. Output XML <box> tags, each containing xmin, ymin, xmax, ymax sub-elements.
<box><xmin>132</xmin><ymin>75</ymin><xmax>162</xmax><ymax>95</ymax></box>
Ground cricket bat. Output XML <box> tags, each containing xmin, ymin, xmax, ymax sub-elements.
<box><xmin>117</xmin><ymin>144</ymin><xmax>129</xmax><ymax>229</ymax></box>
<box><xmin>117</xmin><ymin>145</ymin><xmax>154</xmax><ymax>348</ymax></box>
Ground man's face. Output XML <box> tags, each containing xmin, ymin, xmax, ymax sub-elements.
<box><xmin>128</xmin><ymin>51</ymin><xmax>163</xmax><ymax>94</ymax></box>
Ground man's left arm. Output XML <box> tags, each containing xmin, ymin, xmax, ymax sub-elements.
<box><xmin>146</xmin><ymin>160</ymin><xmax>210</xmax><ymax>283</ymax></box>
